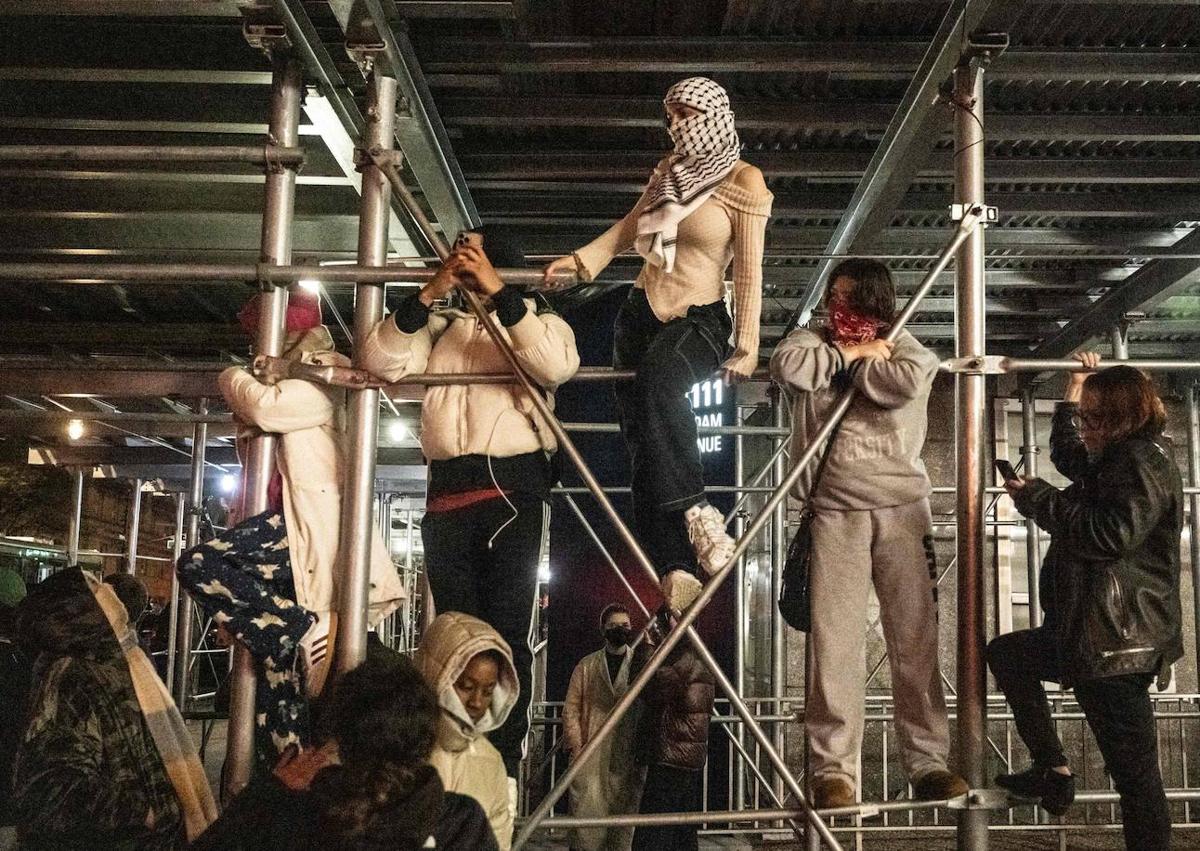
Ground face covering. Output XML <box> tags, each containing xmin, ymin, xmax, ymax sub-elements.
<box><xmin>604</xmin><ymin>626</ymin><xmax>632</xmax><ymax>648</ymax></box>
<box><xmin>827</xmin><ymin>298</ymin><xmax>884</xmax><ymax>346</ymax></box>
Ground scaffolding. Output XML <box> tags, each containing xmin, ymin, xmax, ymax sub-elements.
<box><xmin>3</xmin><ymin>25</ymin><xmax>1200</xmax><ymax>851</ymax></box>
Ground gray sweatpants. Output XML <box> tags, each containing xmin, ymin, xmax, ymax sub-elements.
<box><xmin>806</xmin><ymin>497</ymin><xmax>950</xmax><ymax>785</ymax></box>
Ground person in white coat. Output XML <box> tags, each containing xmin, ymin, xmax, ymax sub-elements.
<box><xmin>562</xmin><ymin>604</ymin><xmax>645</xmax><ymax>851</ymax></box>
<box><xmin>361</xmin><ymin>228</ymin><xmax>579</xmax><ymax>786</ymax></box>
<box><xmin>216</xmin><ymin>289</ymin><xmax>403</xmax><ymax>696</ymax></box>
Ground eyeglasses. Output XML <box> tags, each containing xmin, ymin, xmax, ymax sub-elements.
<box><xmin>1072</xmin><ymin>411</ymin><xmax>1105</xmax><ymax>430</ymax></box>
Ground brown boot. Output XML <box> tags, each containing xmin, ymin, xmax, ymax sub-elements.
<box><xmin>913</xmin><ymin>769</ymin><xmax>969</xmax><ymax>801</ymax></box>
<box><xmin>812</xmin><ymin>776</ymin><xmax>855</xmax><ymax>810</ymax></box>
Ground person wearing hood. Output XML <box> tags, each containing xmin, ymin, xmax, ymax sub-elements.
<box><xmin>414</xmin><ymin>613</ymin><xmax>520</xmax><ymax>851</ymax></box>
<box><xmin>11</xmin><ymin>567</ymin><xmax>217</xmax><ymax>851</ymax></box>
<box><xmin>562</xmin><ymin>604</ymin><xmax>645</xmax><ymax>851</ymax></box>
<box><xmin>188</xmin><ymin>651</ymin><xmax>497</xmax><ymax>851</ymax></box>
<box><xmin>362</xmin><ymin>228</ymin><xmax>579</xmax><ymax>791</ymax></box>
<box><xmin>180</xmin><ymin>287</ymin><xmax>405</xmax><ymax>764</ymax></box>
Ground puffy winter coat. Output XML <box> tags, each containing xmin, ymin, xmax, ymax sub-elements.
<box><xmin>633</xmin><ymin>643</ymin><xmax>715</xmax><ymax>771</ymax></box>
<box><xmin>219</xmin><ymin>327</ymin><xmax>404</xmax><ymax>627</ymax></box>
<box><xmin>1014</xmin><ymin>402</ymin><xmax>1184</xmax><ymax>684</ymax></box>
<box><xmin>414</xmin><ymin>613</ymin><xmax>519</xmax><ymax>851</ymax></box>
<box><xmin>360</xmin><ymin>295</ymin><xmax>579</xmax><ymax>461</ymax></box>
<box><xmin>12</xmin><ymin>569</ymin><xmax>183</xmax><ymax>851</ymax></box>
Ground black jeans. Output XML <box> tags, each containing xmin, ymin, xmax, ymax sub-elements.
<box><xmin>987</xmin><ymin>628</ymin><xmax>1171</xmax><ymax>851</ymax></box>
<box><xmin>613</xmin><ymin>287</ymin><xmax>731</xmax><ymax>576</ymax></box>
<box><xmin>631</xmin><ymin>764</ymin><xmax>702</xmax><ymax>851</ymax></box>
<box><xmin>421</xmin><ymin>493</ymin><xmax>546</xmax><ymax>778</ymax></box>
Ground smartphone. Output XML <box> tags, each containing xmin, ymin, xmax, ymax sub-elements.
<box><xmin>993</xmin><ymin>459</ymin><xmax>1019</xmax><ymax>482</ymax></box>
<box><xmin>454</xmin><ymin>230</ymin><xmax>483</xmax><ymax>251</ymax></box>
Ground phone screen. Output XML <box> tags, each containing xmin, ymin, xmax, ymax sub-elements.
<box><xmin>994</xmin><ymin>459</ymin><xmax>1018</xmax><ymax>482</ymax></box>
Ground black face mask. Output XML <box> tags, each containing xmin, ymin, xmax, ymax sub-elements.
<box><xmin>604</xmin><ymin>626</ymin><xmax>632</xmax><ymax>647</ymax></box>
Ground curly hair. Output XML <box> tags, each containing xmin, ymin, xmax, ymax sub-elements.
<box><xmin>312</xmin><ymin>655</ymin><xmax>442</xmax><ymax>849</ymax></box>
<box><xmin>1081</xmin><ymin>365</ymin><xmax>1168</xmax><ymax>446</ymax></box>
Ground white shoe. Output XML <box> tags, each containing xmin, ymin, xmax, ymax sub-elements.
<box><xmin>299</xmin><ymin>612</ymin><xmax>335</xmax><ymax>700</ymax></box>
<box><xmin>684</xmin><ymin>504</ymin><xmax>735</xmax><ymax>576</ymax></box>
<box><xmin>662</xmin><ymin>569</ymin><xmax>703</xmax><ymax>612</ymax></box>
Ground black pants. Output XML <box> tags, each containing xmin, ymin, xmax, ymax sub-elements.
<box><xmin>421</xmin><ymin>493</ymin><xmax>546</xmax><ymax>778</ymax></box>
<box><xmin>613</xmin><ymin>287</ymin><xmax>731</xmax><ymax>576</ymax></box>
<box><xmin>631</xmin><ymin>764</ymin><xmax>702</xmax><ymax>851</ymax></box>
<box><xmin>987</xmin><ymin>628</ymin><xmax>1171</xmax><ymax>851</ymax></box>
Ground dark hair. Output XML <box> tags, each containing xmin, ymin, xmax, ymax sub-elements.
<box><xmin>600</xmin><ymin>603</ymin><xmax>629</xmax><ymax>628</ymax></box>
<box><xmin>466</xmin><ymin>648</ymin><xmax>506</xmax><ymax>673</ymax></box>
<box><xmin>103</xmin><ymin>573</ymin><xmax>148</xmax><ymax>625</ymax></box>
<box><xmin>1081</xmin><ymin>365</ymin><xmax>1168</xmax><ymax>445</ymax></box>
<box><xmin>314</xmin><ymin>655</ymin><xmax>441</xmax><ymax>847</ymax></box>
<box><xmin>475</xmin><ymin>224</ymin><xmax>526</xmax><ymax>269</ymax></box>
<box><xmin>824</xmin><ymin>259</ymin><xmax>896</xmax><ymax>323</ymax></box>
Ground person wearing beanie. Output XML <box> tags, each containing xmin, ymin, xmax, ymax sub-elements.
<box><xmin>361</xmin><ymin>226</ymin><xmax>579</xmax><ymax>796</ymax></box>
<box><xmin>178</xmin><ymin>285</ymin><xmax>404</xmax><ymax>767</ymax></box>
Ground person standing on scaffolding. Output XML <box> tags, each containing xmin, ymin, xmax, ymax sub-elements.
<box><xmin>361</xmin><ymin>227</ymin><xmax>580</xmax><ymax>808</ymax></box>
<box><xmin>543</xmin><ymin>77</ymin><xmax>772</xmax><ymax>610</ymax></box>
<box><xmin>770</xmin><ymin>259</ymin><xmax>967</xmax><ymax>809</ymax></box>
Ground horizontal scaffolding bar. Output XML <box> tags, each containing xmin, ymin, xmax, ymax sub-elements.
<box><xmin>0</xmin><ymin>145</ymin><xmax>306</xmax><ymax>166</ymax></box>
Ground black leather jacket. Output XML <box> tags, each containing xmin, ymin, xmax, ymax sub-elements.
<box><xmin>1014</xmin><ymin>402</ymin><xmax>1184</xmax><ymax>685</ymax></box>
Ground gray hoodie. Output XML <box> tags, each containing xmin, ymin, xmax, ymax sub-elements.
<box><xmin>769</xmin><ymin>327</ymin><xmax>939</xmax><ymax>511</ymax></box>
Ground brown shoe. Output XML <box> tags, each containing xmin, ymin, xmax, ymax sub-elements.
<box><xmin>812</xmin><ymin>776</ymin><xmax>856</xmax><ymax>809</ymax></box>
<box><xmin>913</xmin><ymin>769</ymin><xmax>969</xmax><ymax>801</ymax></box>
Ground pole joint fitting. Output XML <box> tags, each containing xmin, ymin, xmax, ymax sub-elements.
<box><xmin>354</xmin><ymin>147</ymin><xmax>403</xmax><ymax>172</ymax></box>
<box><xmin>1018</xmin><ymin>444</ymin><xmax>1041</xmax><ymax>456</ymax></box>
<box><xmin>346</xmin><ymin>45</ymin><xmax>385</xmax><ymax>79</ymax></box>
<box><xmin>941</xmin><ymin>355</ymin><xmax>1006</xmax><ymax>375</ymax></box>
<box><xmin>241</xmin><ymin>21</ymin><xmax>291</xmax><ymax>54</ymax></box>
<box><xmin>950</xmin><ymin>203</ymin><xmax>998</xmax><ymax>225</ymax></box>
<box><xmin>252</xmin><ymin>262</ymin><xmax>285</xmax><ymax>292</ymax></box>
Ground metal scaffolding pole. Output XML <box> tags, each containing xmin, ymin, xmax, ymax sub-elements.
<box><xmin>1187</xmin><ymin>383</ymin><xmax>1200</xmax><ymax>678</ymax></box>
<box><xmin>1110</xmin><ymin>322</ymin><xmax>1130</xmax><ymax>360</ymax></box>
<box><xmin>376</xmin><ymin>493</ymin><xmax>394</xmax><ymax>648</ymax></box>
<box><xmin>0</xmin><ymin>144</ymin><xmax>306</xmax><ymax>165</ymax></box>
<box><xmin>1019</xmin><ymin>388</ymin><xmax>1041</xmax><ymax>628</ymax></box>
<box><xmin>173</xmin><ymin>400</ymin><xmax>208</xmax><ymax>710</ymax></box>
<box><xmin>166</xmin><ymin>493</ymin><xmax>186</xmax><ymax>689</ymax></box>
<box><xmin>65</xmin><ymin>467</ymin><xmax>84</xmax><ymax>565</ymax></box>
<box><xmin>734</xmin><ymin>409</ymin><xmax>747</xmax><ymax>810</ymax></box>
<box><xmin>770</xmin><ymin>391</ymin><xmax>787</xmax><ymax>814</ymax></box>
<box><xmin>953</xmin><ymin>60</ymin><xmax>989</xmax><ymax>851</ymax></box>
<box><xmin>513</xmin><ymin>208</ymin><xmax>984</xmax><ymax>849</ymax></box>
<box><xmin>124</xmin><ymin>478</ymin><xmax>143</xmax><ymax>574</ymax></box>
<box><xmin>224</xmin><ymin>52</ymin><xmax>302</xmax><ymax>800</ymax></box>
<box><xmin>334</xmin><ymin>69</ymin><xmax>397</xmax><ymax>676</ymax></box>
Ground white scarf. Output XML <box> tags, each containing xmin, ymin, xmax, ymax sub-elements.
<box><xmin>636</xmin><ymin>77</ymin><xmax>741</xmax><ymax>273</ymax></box>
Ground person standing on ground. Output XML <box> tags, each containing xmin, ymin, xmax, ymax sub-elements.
<box><xmin>562</xmin><ymin>604</ymin><xmax>645</xmax><ymax>851</ymax></box>
<box><xmin>769</xmin><ymin>259</ymin><xmax>966</xmax><ymax>808</ymax></box>
<box><xmin>543</xmin><ymin>77</ymin><xmax>773</xmax><ymax>611</ymax></box>
<box><xmin>989</xmin><ymin>353</ymin><xmax>1182</xmax><ymax>851</ymax></box>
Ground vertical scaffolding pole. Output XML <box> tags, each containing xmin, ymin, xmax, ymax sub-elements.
<box><xmin>124</xmin><ymin>478</ymin><xmax>143</xmax><ymax>574</ymax></box>
<box><xmin>771</xmin><ymin>390</ymin><xmax>788</xmax><ymax>813</ymax></box>
<box><xmin>376</xmin><ymin>493</ymin><xmax>394</xmax><ymax>647</ymax></box>
<box><xmin>333</xmin><ymin>69</ymin><xmax>397</xmax><ymax>676</ymax></box>
<box><xmin>1187</xmin><ymin>383</ymin><xmax>1200</xmax><ymax>675</ymax></box>
<box><xmin>166</xmin><ymin>493</ymin><xmax>186</xmax><ymax>689</ymax></box>
<box><xmin>66</xmin><ymin>468</ymin><xmax>84</xmax><ymax>565</ymax></box>
<box><xmin>174</xmin><ymin>401</ymin><xmax>208</xmax><ymax>710</ymax></box>
<box><xmin>1020</xmin><ymin>389</ymin><xmax>1041</xmax><ymax>628</ymax></box>
<box><xmin>953</xmin><ymin>60</ymin><xmax>989</xmax><ymax>851</ymax></box>
<box><xmin>1110</xmin><ymin>323</ymin><xmax>1130</xmax><ymax>360</ymax></box>
<box><xmin>225</xmin><ymin>53</ymin><xmax>302</xmax><ymax>799</ymax></box>
<box><xmin>734</xmin><ymin>409</ymin><xmax>747</xmax><ymax>810</ymax></box>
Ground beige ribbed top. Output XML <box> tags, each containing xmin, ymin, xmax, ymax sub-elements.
<box><xmin>572</xmin><ymin>161</ymin><xmax>774</xmax><ymax>376</ymax></box>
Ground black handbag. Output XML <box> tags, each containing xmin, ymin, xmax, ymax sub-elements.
<box><xmin>777</xmin><ymin>425</ymin><xmax>840</xmax><ymax>633</ymax></box>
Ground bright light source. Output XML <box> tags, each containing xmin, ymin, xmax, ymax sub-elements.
<box><xmin>66</xmin><ymin>419</ymin><xmax>85</xmax><ymax>441</ymax></box>
<box><xmin>298</xmin><ymin>279</ymin><xmax>322</xmax><ymax>293</ymax></box>
<box><xmin>388</xmin><ymin>421</ymin><xmax>407</xmax><ymax>443</ymax></box>
<box><xmin>538</xmin><ymin>562</ymin><xmax>551</xmax><ymax>583</ymax></box>
<box><xmin>220</xmin><ymin>474</ymin><xmax>237</xmax><ymax>494</ymax></box>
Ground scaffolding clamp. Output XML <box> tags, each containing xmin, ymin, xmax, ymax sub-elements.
<box><xmin>941</xmin><ymin>355</ymin><xmax>1006</xmax><ymax>375</ymax></box>
<box><xmin>241</xmin><ymin>21</ymin><xmax>291</xmax><ymax>54</ymax></box>
<box><xmin>950</xmin><ymin>203</ymin><xmax>998</xmax><ymax>225</ymax></box>
<box><xmin>354</xmin><ymin>147</ymin><xmax>403</xmax><ymax>173</ymax></box>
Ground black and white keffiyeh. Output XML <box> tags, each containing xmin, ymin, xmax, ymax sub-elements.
<box><xmin>636</xmin><ymin>77</ymin><xmax>742</xmax><ymax>272</ymax></box>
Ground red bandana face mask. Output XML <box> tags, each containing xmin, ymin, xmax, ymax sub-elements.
<box><xmin>827</xmin><ymin>298</ymin><xmax>882</xmax><ymax>345</ymax></box>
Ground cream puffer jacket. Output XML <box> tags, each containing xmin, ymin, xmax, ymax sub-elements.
<box><xmin>219</xmin><ymin>328</ymin><xmax>404</xmax><ymax>627</ymax></box>
<box><xmin>360</xmin><ymin>298</ymin><xmax>580</xmax><ymax>461</ymax></box>
<box><xmin>415</xmin><ymin>612</ymin><xmax>519</xmax><ymax>851</ymax></box>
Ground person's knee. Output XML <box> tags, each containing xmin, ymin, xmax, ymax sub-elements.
<box><xmin>985</xmin><ymin>633</ymin><xmax>1018</xmax><ymax>680</ymax></box>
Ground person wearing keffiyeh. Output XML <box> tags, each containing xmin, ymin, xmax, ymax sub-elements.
<box><xmin>769</xmin><ymin>259</ymin><xmax>967</xmax><ymax>810</ymax></box>
<box><xmin>543</xmin><ymin>77</ymin><xmax>773</xmax><ymax>608</ymax></box>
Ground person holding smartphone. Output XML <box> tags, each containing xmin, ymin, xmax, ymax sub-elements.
<box><xmin>988</xmin><ymin>352</ymin><xmax>1183</xmax><ymax>851</ymax></box>
<box><xmin>361</xmin><ymin>226</ymin><xmax>580</xmax><ymax>796</ymax></box>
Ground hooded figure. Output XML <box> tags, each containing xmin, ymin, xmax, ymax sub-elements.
<box><xmin>414</xmin><ymin>613</ymin><xmax>519</xmax><ymax>851</ymax></box>
<box><xmin>221</xmin><ymin>295</ymin><xmax>404</xmax><ymax>636</ymax></box>
<box><xmin>11</xmin><ymin>568</ymin><xmax>216</xmax><ymax>851</ymax></box>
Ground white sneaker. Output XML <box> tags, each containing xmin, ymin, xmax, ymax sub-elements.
<box><xmin>684</xmin><ymin>504</ymin><xmax>735</xmax><ymax>576</ymax></box>
<box><xmin>299</xmin><ymin>612</ymin><xmax>335</xmax><ymax>700</ymax></box>
<box><xmin>662</xmin><ymin>569</ymin><xmax>703</xmax><ymax>613</ymax></box>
